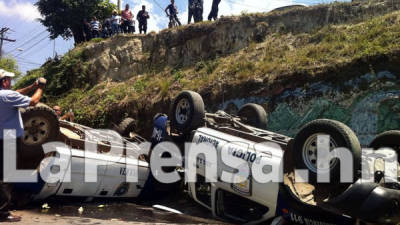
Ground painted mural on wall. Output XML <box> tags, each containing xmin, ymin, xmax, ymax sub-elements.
<box><xmin>219</xmin><ymin>71</ymin><xmax>400</xmax><ymax>146</ymax></box>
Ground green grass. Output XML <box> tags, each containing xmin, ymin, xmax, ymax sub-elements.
<box><xmin>90</xmin><ymin>37</ymin><xmax>105</xmax><ymax>43</ymax></box>
<box><xmin>220</xmin><ymin>11</ymin><xmax>400</xmax><ymax>80</ymax></box>
<box><xmin>21</xmin><ymin>9</ymin><xmax>400</xmax><ymax>130</ymax></box>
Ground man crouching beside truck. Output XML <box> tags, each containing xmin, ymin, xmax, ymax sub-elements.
<box><xmin>0</xmin><ymin>69</ymin><xmax>46</xmax><ymax>222</ymax></box>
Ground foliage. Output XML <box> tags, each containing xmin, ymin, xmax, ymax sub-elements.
<box><xmin>195</xmin><ymin>59</ymin><xmax>219</xmax><ymax>74</ymax></box>
<box><xmin>14</xmin><ymin>48</ymin><xmax>90</xmax><ymax>96</ymax></box>
<box><xmin>0</xmin><ymin>57</ymin><xmax>21</xmax><ymax>80</ymax></box>
<box><xmin>30</xmin><ymin>9</ymin><xmax>400</xmax><ymax>131</ymax></box>
<box><xmin>36</xmin><ymin>0</ymin><xmax>116</xmax><ymax>44</ymax></box>
<box><xmin>96</xmin><ymin>1</ymin><xmax>116</xmax><ymax>21</ymax></box>
<box><xmin>172</xmin><ymin>69</ymin><xmax>184</xmax><ymax>81</ymax></box>
<box><xmin>90</xmin><ymin>37</ymin><xmax>104</xmax><ymax>43</ymax></box>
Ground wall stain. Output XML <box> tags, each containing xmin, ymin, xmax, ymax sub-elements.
<box><xmin>219</xmin><ymin>71</ymin><xmax>400</xmax><ymax>146</ymax></box>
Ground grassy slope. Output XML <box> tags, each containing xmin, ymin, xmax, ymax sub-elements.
<box><xmin>15</xmin><ymin>9</ymin><xmax>400</xmax><ymax>133</ymax></box>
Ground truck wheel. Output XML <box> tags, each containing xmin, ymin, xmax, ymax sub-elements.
<box><xmin>237</xmin><ymin>103</ymin><xmax>267</xmax><ymax>129</ymax></box>
<box><xmin>369</xmin><ymin>130</ymin><xmax>400</xmax><ymax>162</ymax></box>
<box><xmin>293</xmin><ymin>119</ymin><xmax>361</xmax><ymax>184</ymax></box>
<box><xmin>171</xmin><ymin>91</ymin><xmax>205</xmax><ymax>134</ymax></box>
<box><xmin>117</xmin><ymin>118</ymin><xmax>136</xmax><ymax>137</ymax></box>
<box><xmin>21</xmin><ymin>104</ymin><xmax>60</xmax><ymax>150</ymax></box>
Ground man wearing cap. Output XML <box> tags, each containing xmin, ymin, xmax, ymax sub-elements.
<box><xmin>0</xmin><ymin>69</ymin><xmax>46</xmax><ymax>222</ymax></box>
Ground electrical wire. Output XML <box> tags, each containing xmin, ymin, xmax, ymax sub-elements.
<box><xmin>6</xmin><ymin>30</ymin><xmax>48</xmax><ymax>54</ymax></box>
<box><xmin>18</xmin><ymin>62</ymin><xmax>41</xmax><ymax>67</ymax></box>
<box><xmin>152</xmin><ymin>0</ymin><xmax>165</xmax><ymax>11</ymax></box>
<box><xmin>16</xmin><ymin>58</ymin><xmax>42</xmax><ymax>66</ymax></box>
<box><xmin>25</xmin><ymin>39</ymin><xmax>53</xmax><ymax>58</ymax></box>
<box><xmin>14</xmin><ymin>35</ymin><xmax>50</xmax><ymax>58</ymax></box>
<box><xmin>6</xmin><ymin>23</ymin><xmax>43</xmax><ymax>49</ymax></box>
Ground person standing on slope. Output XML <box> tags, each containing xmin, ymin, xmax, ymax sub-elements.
<box><xmin>194</xmin><ymin>0</ymin><xmax>204</xmax><ymax>22</ymax></box>
<box><xmin>90</xmin><ymin>17</ymin><xmax>101</xmax><ymax>38</ymax></box>
<box><xmin>188</xmin><ymin>0</ymin><xmax>203</xmax><ymax>23</ymax></box>
<box><xmin>111</xmin><ymin>10</ymin><xmax>122</xmax><ymax>35</ymax></box>
<box><xmin>208</xmin><ymin>0</ymin><xmax>221</xmax><ymax>21</ymax></box>
<box><xmin>165</xmin><ymin>0</ymin><xmax>182</xmax><ymax>27</ymax></box>
<box><xmin>122</xmin><ymin>4</ymin><xmax>135</xmax><ymax>33</ymax></box>
<box><xmin>137</xmin><ymin>5</ymin><xmax>150</xmax><ymax>34</ymax></box>
<box><xmin>188</xmin><ymin>0</ymin><xmax>195</xmax><ymax>24</ymax></box>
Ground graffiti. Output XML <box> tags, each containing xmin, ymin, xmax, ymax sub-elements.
<box><xmin>351</xmin><ymin>91</ymin><xmax>400</xmax><ymax>145</ymax></box>
<box><xmin>220</xmin><ymin>71</ymin><xmax>400</xmax><ymax>146</ymax></box>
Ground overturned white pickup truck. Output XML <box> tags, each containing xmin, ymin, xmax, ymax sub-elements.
<box><xmin>11</xmin><ymin>104</ymin><xmax>150</xmax><ymax>203</ymax></box>
<box><xmin>151</xmin><ymin>90</ymin><xmax>400</xmax><ymax>225</ymax></box>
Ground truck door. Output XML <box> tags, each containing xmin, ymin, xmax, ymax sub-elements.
<box><xmin>56</xmin><ymin>149</ymin><xmax>106</xmax><ymax>196</ymax></box>
<box><xmin>95</xmin><ymin>154</ymin><xmax>150</xmax><ymax>198</ymax></box>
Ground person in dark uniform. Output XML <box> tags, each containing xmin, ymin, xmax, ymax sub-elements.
<box><xmin>0</xmin><ymin>70</ymin><xmax>46</xmax><ymax>222</ymax></box>
<box><xmin>208</xmin><ymin>0</ymin><xmax>221</xmax><ymax>21</ymax></box>
<box><xmin>189</xmin><ymin>0</ymin><xmax>203</xmax><ymax>23</ymax></box>
<box><xmin>193</xmin><ymin>0</ymin><xmax>203</xmax><ymax>22</ymax></box>
<box><xmin>165</xmin><ymin>0</ymin><xmax>182</xmax><ymax>26</ymax></box>
<box><xmin>83</xmin><ymin>19</ymin><xmax>92</xmax><ymax>41</ymax></box>
<box><xmin>188</xmin><ymin>0</ymin><xmax>195</xmax><ymax>24</ymax></box>
<box><xmin>137</xmin><ymin>5</ymin><xmax>150</xmax><ymax>34</ymax></box>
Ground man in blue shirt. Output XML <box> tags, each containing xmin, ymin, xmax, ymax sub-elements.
<box><xmin>0</xmin><ymin>69</ymin><xmax>46</xmax><ymax>222</ymax></box>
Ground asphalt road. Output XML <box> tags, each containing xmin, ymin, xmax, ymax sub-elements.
<box><xmin>5</xmin><ymin>193</ymin><xmax>230</xmax><ymax>225</ymax></box>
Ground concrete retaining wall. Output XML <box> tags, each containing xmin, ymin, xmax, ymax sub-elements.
<box><xmin>219</xmin><ymin>70</ymin><xmax>400</xmax><ymax>146</ymax></box>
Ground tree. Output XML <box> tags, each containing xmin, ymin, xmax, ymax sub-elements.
<box><xmin>0</xmin><ymin>57</ymin><xmax>21</xmax><ymax>80</ymax></box>
<box><xmin>36</xmin><ymin>0</ymin><xmax>116</xmax><ymax>44</ymax></box>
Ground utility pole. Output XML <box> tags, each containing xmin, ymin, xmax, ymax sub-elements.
<box><xmin>0</xmin><ymin>27</ymin><xmax>16</xmax><ymax>58</ymax></box>
<box><xmin>53</xmin><ymin>39</ymin><xmax>56</xmax><ymax>58</ymax></box>
<box><xmin>117</xmin><ymin>0</ymin><xmax>121</xmax><ymax>11</ymax></box>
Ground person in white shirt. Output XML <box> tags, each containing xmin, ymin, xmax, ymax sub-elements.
<box><xmin>111</xmin><ymin>10</ymin><xmax>121</xmax><ymax>35</ymax></box>
<box><xmin>90</xmin><ymin>17</ymin><xmax>101</xmax><ymax>38</ymax></box>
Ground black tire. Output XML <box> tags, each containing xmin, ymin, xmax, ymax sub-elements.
<box><xmin>21</xmin><ymin>103</ymin><xmax>60</xmax><ymax>150</ymax></box>
<box><xmin>237</xmin><ymin>103</ymin><xmax>267</xmax><ymax>129</ymax></box>
<box><xmin>117</xmin><ymin>118</ymin><xmax>136</xmax><ymax>137</ymax></box>
<box><xmin>293</xmin><ymin>119</ymin><xmax>361</xmax><ymax>184</ymax></box>
<box><xmin>170</xmin><ymin>91</ymin><xmax>205</xmax><ymax>134</ymax></box>
<box><xmin>369</xmin><ymin>130</ymin><xmax>400</xmax><ymax>161</ymax></box>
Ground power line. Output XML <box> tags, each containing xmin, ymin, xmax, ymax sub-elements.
<box><xmin>16</xmin><ymin>57</ymin><xmax>42</xmax><ymax>66</ymax></box>
<box><xmin>6</xmin><ymin>30</ymin><xmax>48</xmax><ymax>54</ymax></box>
<box><xmin>6</xmin><ymin>23</ymin><xmax>43</xmax><ymax>49</ymax></box>
<box><xmin>15</xmin><ymin>35</ymin><xmax>50</xmax><ymax>58</ymax></box>
<box><xmin>53</xmin><ymin>39</ymin><xmax>56</xmax><ymax>58</ymax></box>
<box><xmin>26</xmin><ymin>39</ymin><xmax>53</xmax><ymax>58</ymax></box>
<box><xmin>16</xmin><ymin>40</ymin><xmax>50</xmax><ymax>60</ymax></box>
<box><xmin>18</xmin><ymin>62</ymin><xmax>42</xmax><ymax>67</ymax></box>
<box><xmin>152</xmin><ymin>0</ymin><xmax>165</xmax><ymax>11</ymax></box>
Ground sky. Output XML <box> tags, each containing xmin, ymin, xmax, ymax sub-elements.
<box><xmin>0</xmin><ymin>0</ymin><xmax>347</xmax><ymax>74</ymax></box>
